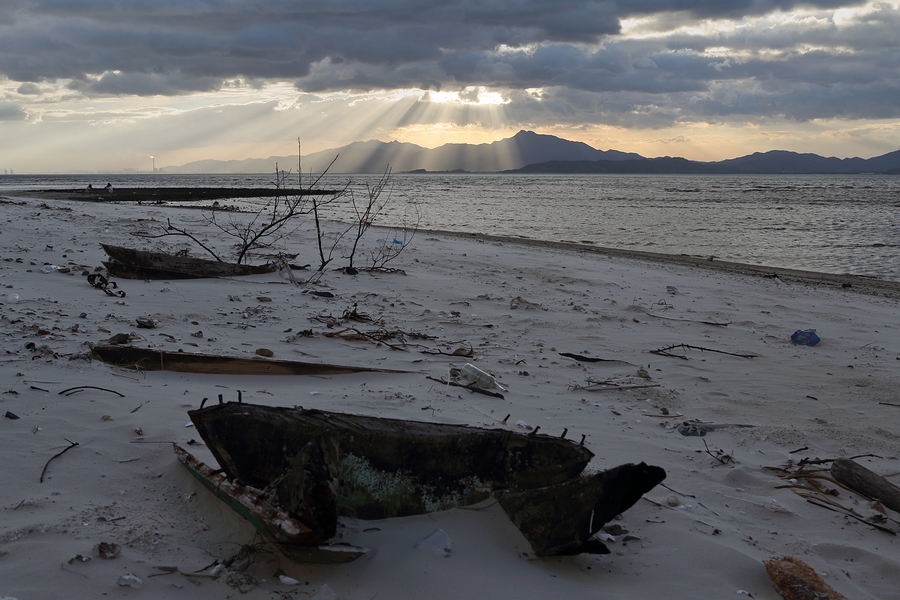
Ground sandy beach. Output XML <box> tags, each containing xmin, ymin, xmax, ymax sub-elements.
<box><xmin>1</xmin><ymin>192</ymin><xmax>898</xmax><ymax>599</ymax></box>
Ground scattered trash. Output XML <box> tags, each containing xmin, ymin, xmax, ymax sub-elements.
<box><xmin>302</xmin><ymin>289</ymin><xmax>335</xmax><ymax>298</ymax></box>
<box><xmin>4</xmin><ymin>411</ymin><xmax>19</xmax><ymax>420</ymax></box>
<box><xmin>310</xmin><ymin>584</ymin><xmax>340</xmax><ymax>600</ymax></box>
<box><xmin>279</xmin><ymin>574</ymin><xmax>301</xmax><ymax>585</ymax></box>
<box><xmin>135</xmin><ymin>317</ymin><xmax>157</xmax><ymax>329</ymax></box>
<box><xmin>666</xmin><ymin>286</ymin><xmax>678</xmax><ymax>295</ymax></box>
<box><xmin>255</xmin><ymin>348</ymin><xmax>274</xmax><ymax>357</ymax></box>
<box><xmin>5</xmin><ymin>293</ymin><xmax>18</xmax><ymax>304</ymax></box>
<box><xmin>790</xmin><ymin>329</ymin><xmax>820</xmax><ymax>346</ymax></box>
<box><xmin>116</xmin><ymin>573</ymin><xmax>143</xmax><ymax>589</ymax></box>
<box><xmin>415</xmin><ymin>529</ymin><xmax>453</xmax><ymax>557</ymax></box>
<box><xmin>96</xmin><ymin>541</ymin><xmax>121</xmax><ymax>559</ymax></box>
<box><xmin>67</xmin><ymin>554</ymin><xmax>92</xmax><ymax>564</ymax></box>
<box><xmin>458</xmin><ymin>363</ymin><xmax>507</xmax><ymax>392</ymax></box>
<box><xmin>40</xmin><ymin>265</ymin><xmax>67</xmax><ymax>274</ymax></box>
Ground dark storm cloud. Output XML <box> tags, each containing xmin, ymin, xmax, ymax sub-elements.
<box><xmin>2</xmin><ymin>0</ymin><xmax>898</xmax><ymax>123</ymax></box>
<box><xmin>0</xmin><ymin>102</ymin><xmax>28</xmax><ymax>121</ymax></box>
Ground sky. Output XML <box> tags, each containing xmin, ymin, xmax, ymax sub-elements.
<box><xmin>2</xmin><ymin>0</ymin><xmax>900</xmax><ymax>173</ymax></box>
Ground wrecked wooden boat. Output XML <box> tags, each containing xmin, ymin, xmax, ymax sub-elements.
<box><xmin>91</xmin><ymin>344</ymin><xmax>408</xmax><ymax>376</ymax></box>
<box><xmin>101</xmin><ymin>243</ymin><xmax>278</xmax><ymax>279</ymax></box>
<box><xmin>174</xmin><ymin>444</ymin><xmax>369</xmax><ymax>563</ymax></box>
<box><xmin>183</xmin><ymin>401</ymin><xmax>666</xmax><ymax>559</ymax></box>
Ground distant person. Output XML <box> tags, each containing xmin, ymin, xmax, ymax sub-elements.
<box><xmin>85</xmin><ymin>184</ymin><xmax>93</xmax><ymax>192</ymax></box>
<box><xmin>105</xmin><ymin>182</ymin><xmax>114</xmax><ymax>193</ymax></box>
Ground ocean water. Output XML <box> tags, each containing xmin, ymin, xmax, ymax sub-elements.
<box><xmin>3</xmin><ymin>172</ymin><xmax>899</xmax><ymax>282</ymax></box>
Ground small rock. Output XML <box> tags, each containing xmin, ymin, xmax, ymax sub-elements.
<box><xmin>255</xmin><ymin>348</ymin><xmax>274</xmax><ymax>357</ymax></box>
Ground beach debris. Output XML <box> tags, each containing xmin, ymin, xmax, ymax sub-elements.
<box><xmin>763</xmin><ymin>556</ymin><xmax>846</xmax><ymax>600</ymax></box>
<box><xmin>322</xmin><ymin>327</ymin><xmax>410</xmax><ymax>351</ymax></box>
<box><xmin>510</xmin><ymin>295</ymin><xmax>546</xmax><ymax>310</ymax></box>
<box><xmin>183</xmin><ymin>401</ymin><xmax>665</xmax><ymax>558</ymax></box>
<box><xmin>90</xmin><ymin>344</ymin><xmax>408</xmax><ymax>375</ymax></box>
<box><xmin>425</xmin><ymin>375</ymin><xmax>505</xmax><ymax>399</ymax></box>
<box><xmin>569</xmin><ymin>377</ymin><xmax>660</xmax><ymax>392</ymax></box>
<box><xmin>85</xmin><ymin>272</ymin><xmax>126</xmax><ymax>297</ymax></box>
<box><xmin>310</xmin><ymin>584</ymin><xmax>340</xmax><ymax>600</ymax></box>
<box><xmin>95</xmin><ymin>541</ymin><xmax>121</xmax><ymax>559</ymax></box>
<box><xmin>558</xmin><ymin>352</ymin><xmax>628</xmax><ymax>363</ymax></box>
<box><xmin>59</xmin><ymin>385</ymin><xmax>125</xmax><ymax>397</ymax></box>
<box><xmin>764</xmin><ymin>456</ymin><xmax>899</xmax><ymax>535</ymax></box>
<box><xmin>68</xmin><ymin>554</ymin><xmax>92</xmax><ymax>564</ymax></box>
<box><xmin>677</xmin><ymin>420</ymin><xmax>755</xmax><ymax>437</ymax></box>
<box><xmin>701</xmin><ymin>439</ymin><xmax>735</xmax><ymax>465</ymax></box>
<box><xmin>255</xmin><ymin>348</ymin><xmax>274</xmax><ymax>357</ymax></box>
<box><xmin>135</xmin><ymin>317</ymin><xmax>157</xmax><ymax>329</ymax></box>
<box><xmin>303</xmin><ymin>289</ymin><xmax>336</xmax><ymax>298</ymax></box>
<box><xmin>101</xmin><ymin>243</ymin><xmax>278</xmax><ymax>280</ymax></box>
<box><xmin>650</xmin><ymin>343</ymin><xmax>757</xmax><ymax>360</ymax></box>
<box><xmin>106</xmin><ymin>332</ymin><xmax>138</xmax><ymax>345</ymax></box>
<box><xmin>790</xmin><ymin>329</ymin><xmax>820</xmax><ymax>346</ymax></box>
<box><xmin>117</xmin><ymin>573</ymin><xmax>143</xmax><ymax>589</ymax></box>
<box><xmin>4</xmin><ymin>411</ymin><xmax>19</xmax><ymax>420</ymax></box>
<box><xmin>830</xmin><ymin>458</ymin><xmax>900</xmax><ymax>515</ymax></box>
<box><xmin>40</xmin><ymin>264</ymin><xmax>69</xmax><ymax>274</ymax></box>
<box><xmin>416</xmin><ymin>529</ymin><xmax>453</xmax><ymax>557</ymax></box>
<box><xmin>39</xmin><ymin>438</ymin><xmax>79</xmax><ymax>483</ymax></box>
<box><xmin>457</xmin><ymin>362</ymin><xmax>507</xmax><ymax>392</ymax></box>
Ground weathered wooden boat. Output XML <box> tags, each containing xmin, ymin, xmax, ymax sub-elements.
<box><xmin>101</xmin><ymin>243</ymin><xmax>278</xmax><ymax>279</ymax></box>
<box><xmin>91</xmin><ymin>344</ymin><xmax>408</xmax><ymax>376</ymax></box>
<box><xmin>174</xmin><ymin>444</ymin><xmax>369</xmax><ymax>563</ymax></box>
<box><xmin>183</xmin><ymin>401</ymin><xmax>666</xmax><ymax>559</ymax></box>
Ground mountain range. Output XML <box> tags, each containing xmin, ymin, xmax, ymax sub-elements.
<box><xmin>165</xmin><ymin>130</ymin><xmax>900</xmax><ymax>175</ymax></box>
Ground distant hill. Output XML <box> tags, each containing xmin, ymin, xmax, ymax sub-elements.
<box><xmin>166</xmin><ymin>130</ymin><xmax>643</xmax><ymax>174</ymax></box>
<box><xmin>510</xmin><ymin>157</ymin><xmax>743</xmax><ymax>174</ymax></box>
<box><xmin>510</xmin><ymin>149</ymin><xmax>900</xmax><ymax>175</ymax></box>
<box><xmin>165</xmin><ymin>131</ymin><xmax>900</xmax><ymax>175</ymax></box>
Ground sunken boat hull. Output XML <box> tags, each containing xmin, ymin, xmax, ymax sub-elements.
<box><xmin>183</xmin><ymin>402</ymin><xmax>665</xmax><ymax>558</ymax></box>
<box><xmin>101</xmin><ymin>243</ymin><xmax>277</xmax><ymax>279</ymax></box>
<box><xmin>91</xmin><ymin>345</ymin><xmax>406</xmax><ymax>376</ymax></box>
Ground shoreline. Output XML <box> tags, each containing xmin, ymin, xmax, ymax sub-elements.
<box><xmin>435</xmin><ymin>229</ymin><xmax>900</xmax><ymax>298</ymax></box>
<box><xmin>7</xmin><ymin>188</ymin><xmax>900</xmax><ymax>297</ymax></box>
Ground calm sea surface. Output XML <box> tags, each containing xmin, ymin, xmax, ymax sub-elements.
<box><xmin>3</xmin><ymin>173</ymin><xmax>899</xmax><ymax>282</ymax></box>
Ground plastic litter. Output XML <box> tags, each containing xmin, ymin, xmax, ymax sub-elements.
<box><xmin>5</xmin><ymin>293</ymin><xmax>18</xmax><ymax>304</ymax></box>
<box><xmin>117</xmin><ymin>573</ymin><xmax>143</xmax><ymax>588</ymax></box>
<box><xmin>459</xmin><ymin>363</ymin><xmax>507</xmax><ymax>392</ymax></box>
<box><xmin>310</xmin><ymin>584</ymin><xmax>339</xmax><ymax>600</ymax></box>
<box><xmin>415</xmin><ymin>528</ymin><xmax>453</xmax><ymax>557</ymax></box>
<box><xmin>790</xmin><ymin>329</ymin><xmax>820</xmax><ymax>346</ymax></box>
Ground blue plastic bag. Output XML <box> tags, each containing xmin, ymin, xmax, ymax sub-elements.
<box><xmin>791</xmin><ymin>329</ymin><xmax>820</xmax><ymax>346</ymax></box>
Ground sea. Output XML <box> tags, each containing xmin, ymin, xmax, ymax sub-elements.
<box><xmin>2</xmin><ymin>172</ymin><xmax>899</xmax><ymax>282</ymax></box>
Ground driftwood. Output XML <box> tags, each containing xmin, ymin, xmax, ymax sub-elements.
<box><xmin>185</xmin><ymin>401</ymin><xmax>665</xmax><ymax>557</ymax></box>
<box><xmin>101</xmin><ymin>243</ymin><xmax>277</xmax><ymax>280</ymax></box>
<box><xmin>831</xmin><ymin>458</ymin><xmax>900</xmax><ymax>514</ymax></box>
<box><xmin>426</xmin><ymin>375</ymin><xmax>505</xmax><ymax>399</ymax></box>
<box><xmin>650</xmin><ymin>344</ymin><xmax>757</xmax><ymax>360</ymax></box>
<box><xmin>40</xmin><ymin>439</ymin><xmax>79</xmax><ymax>483</ymax></box>
<box><xmin>91</xmin><ymin>344</ymin><xmax>408</xmax><ymax>376</ymax></box>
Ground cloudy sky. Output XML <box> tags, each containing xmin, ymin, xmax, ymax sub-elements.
<box><xmin>2</xmin><ymin>0</ymin><xmax>900</xmax><ymax>173</ymax></box>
